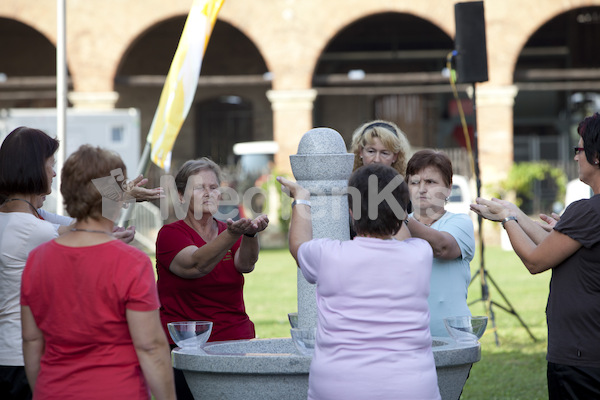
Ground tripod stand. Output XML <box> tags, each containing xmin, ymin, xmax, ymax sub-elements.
<box><xmin>464</xmin><ymin>83</ymin><xmax>538</xmax><ymax>346</ymax></box>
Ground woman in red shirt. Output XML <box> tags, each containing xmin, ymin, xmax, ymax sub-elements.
<box><xmin>156</xmin><ymin>157</ymin><xmax>268</xmax><ymax>399</ymax></box>
<box><xmin>21</xmin><ymin>145</ymin><xmax>175</xmax><ymax>400</ymax></box>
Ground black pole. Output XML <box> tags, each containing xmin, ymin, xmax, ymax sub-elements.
<box><xmin>470</xmin><ymin>83</ymin><xmax>500</xmax><ymax>346</ymax></box>
<box><xmin>468</xmin><ymin>82</ymin><xmax>537</xmax><ymax>345</ymax></box>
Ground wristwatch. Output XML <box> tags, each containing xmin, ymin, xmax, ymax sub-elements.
<box><xmin>500</xmin><ymin>216</ymin><xmax>518</xmax><ymax>229</ymax></box>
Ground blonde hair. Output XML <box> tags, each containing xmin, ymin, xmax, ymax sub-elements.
<box><xmin>349</xmin><ymin>120</ymin><xmax>411</xmax><ymax>175</ymax></box>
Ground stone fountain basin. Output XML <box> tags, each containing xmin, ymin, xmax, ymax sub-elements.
<box><xmin>172</xmin><ymin>336</ymin><xmax>480</xmax><ymax>400</ymax></box>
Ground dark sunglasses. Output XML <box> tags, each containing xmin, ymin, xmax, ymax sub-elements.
<box><xmin>574</xmin><ymin>147</ymin><xmax>585</xmax><ymax>156</ymax></box>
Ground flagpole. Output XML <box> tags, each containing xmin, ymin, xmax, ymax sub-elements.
<box><xmin>117</xmin><ymin>141</ymin><xmax>151</xmax><ymax>225</ymax></box>
<box><xmin>55</xmin><ymin>0</ymin><xmax>67</xmax><ymax>216</ymax></box>
<box><xmin>117</xmin><ymin>0</ymin><xmax>225</xmax><ymax>226</ymax></box>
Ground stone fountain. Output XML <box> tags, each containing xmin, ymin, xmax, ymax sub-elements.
<box><xmin>172</xmin><ymin>127</ymin><xmax>481</xmax><ymax>400</ymax></box>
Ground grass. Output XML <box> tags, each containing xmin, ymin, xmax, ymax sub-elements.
<box><xmin>244</xmin><ymin>245</ymin><xmax>552</xmax><ymax>400</ymax></box>
<box><xmin>463</xmin><ymin>246</ymin><xmax>550</xmax><ymax>400</ymax></box>
<box><xmin>244</xmin><ymin>248</ymin><xmax>298</xmax><ymax>338</ymax></box>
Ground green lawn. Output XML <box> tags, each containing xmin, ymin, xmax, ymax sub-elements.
<box><xmin>244</xmin><ymin>245</ymin><xmax>551</xmax><ymax>400</ymax></box>
<box><xmin>244</xmin><ymin>248</ymin><xmax>298</xmax><ymax>338</ymax></box>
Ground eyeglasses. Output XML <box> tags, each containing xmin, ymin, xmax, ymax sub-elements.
<box><xmin>574</xmin><ymin>147</ymin><xmax>585</xmax><ymax>156</ymax></box>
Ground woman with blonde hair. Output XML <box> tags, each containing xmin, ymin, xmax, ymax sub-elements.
<box><xmin>349</xmin><ymin>120</ymin><xmax>411</xmax><ymax>175</ymax></box>
<box><xmin>349</xmin><ymin>120</ymin><xmax>412</xmax><ymax>239</ymax></box>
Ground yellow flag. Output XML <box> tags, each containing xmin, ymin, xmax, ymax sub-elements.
<box><xmin>147</xmin><ymin>0</ymin><xmax>225</xmax><ymax>171</ymax></box>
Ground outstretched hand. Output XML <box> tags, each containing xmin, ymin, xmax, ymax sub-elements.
<box><xmin>276</xmin><ymin>176</ymin><xmax>310</xmax><ymax>200</ymax></box>
<box><xmin>470</xmin><ymin>197</ymin><xmax>511</xmax><ymax>222</ymax></box>
<box><xmin>113</xmin><ymin>225</ymin><xmax>135</xmax><ymax>244</ymax></box>
<box><xmin>124</xmin><ymin>175</ymin><xmax>165</xmax><ymax>201</ymax></box>
<box><xmin>226</xmin><ymin>215</ymin><xmax>270</xmax><ymax>236</ymax></box>
<box><xmin>538</xmin><ymin>212</ymin><xmax>560</xmax><ymax>232</ymax></box>
<box><xmin>493</xmin><ymin>198</ymin><xmax>520</xmax><ymax>214</ymax></box>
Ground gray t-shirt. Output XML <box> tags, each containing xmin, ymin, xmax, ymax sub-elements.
<box><xmin>548</xmin><ymin>194</ymin><xmax>600</xmax><ymax>367</ymax></box>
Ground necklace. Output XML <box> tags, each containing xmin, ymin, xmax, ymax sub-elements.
<box><xmin>2</xmin><ymin>198</ymin><xmax>41</xmax><ymax>219</ymax></box>
<box><xmin>71</xmin><ymin>228</ymin><xmax>113</xmax><ymax>235</ymax></box>
<box><xmin>414</xmin><ymin>211</ymin><xmax>446</xmax><ymax>227</ymax></box>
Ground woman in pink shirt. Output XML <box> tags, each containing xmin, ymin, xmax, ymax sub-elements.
<box><xmin>278</xmin><ymin>163</ymin><xmax>440</xmax><ymax>400</ymax></box>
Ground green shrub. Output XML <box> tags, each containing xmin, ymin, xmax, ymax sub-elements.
<box><xmin>491</xmin><ymin>162</ymin><xmax>567</xmax><ymax>213</ymax></box>
<box><xmin>258</xmin><ymin>168</ymin><xmax>292</xmax><ymax>234</ymax></box>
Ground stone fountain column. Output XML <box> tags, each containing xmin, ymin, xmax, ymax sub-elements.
<box><xmin>289</xmin><ymin>127</ymin><xmax>355</xmax><ymax>329</ymax></box>
<box><xmin>171</xmin><ymin>127</ymin><xmax>481</xmax><ymax>400</ymax></box>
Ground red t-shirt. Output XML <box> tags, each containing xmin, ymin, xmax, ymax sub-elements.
<box><xmin>21</xmin><ymin>240</ymin><xmax>160</xmax><ymax>400</ymax></box>
<box><xmin>156</xmin><ymin>219</ymin><xmax>255</xmax><ymax>343</ymax></box>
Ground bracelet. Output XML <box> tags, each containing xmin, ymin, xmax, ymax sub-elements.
<box><xmin>404</xmin><ymin>218</ymin><xmax>410</xmax><ymax>225</ymax></box>
<box><xmin>244</xmin><ymin>232</ymin><xmax>258</xmax><ymax>238</ymax></box>
<box><xmin>500</xmin><ymin>216</ymin><xmax>518</xmax><ymax>229</ymax></box>
<box><xmin>292</xmin><ymin>199</ymin><xmax>311</xmax><ymax>208</ymax></box>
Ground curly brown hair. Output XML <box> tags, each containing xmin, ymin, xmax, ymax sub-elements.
<box><xmin>61</xmin><ymin>145</ymin><xmax>126</xmax><ymax>221</ymax></box>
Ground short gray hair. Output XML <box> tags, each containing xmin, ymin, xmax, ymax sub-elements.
<box><xmin>174</xmin><ymin>157</ymin><xmax>222</xmax><ymax>194</ymax></box>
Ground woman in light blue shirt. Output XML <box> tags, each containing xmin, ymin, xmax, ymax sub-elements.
<box><xmin>405</xmin><ymin>150</ymin><xmax>475</xmax><ymax>337</ymax></box>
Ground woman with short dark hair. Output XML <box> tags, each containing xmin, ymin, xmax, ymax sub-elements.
<box><xmin>278</xmin><ymin>163</ymin><xmax>440</xmax><ymax>400</ymax></box>
<box><xmin>0</xmin><ymin>126</ymin><xmax>59</xmax><ymax>199</ymax></box>
<box><xmin>0</xmin><ymin>127</ymin><xmax>59</xmax><ymax>400</ymax></box>
<box><xmin>472</xmin><ymin>113</ymin><xmax>600</xmax><ymax>399</ymax></box>
<box><xmin>405</xmin><ymin>149</ymin><xmax>475</xmax><ymax>337</ymax></box>
<box><xmin>21</xmin><ymin>145</ymin><xmax>175</xmax><ymax>400</ymax></box>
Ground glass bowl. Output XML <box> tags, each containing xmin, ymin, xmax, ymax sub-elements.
<box><xmin>443</xmin><ymin>316</ymin><xmax>488</xmax><ymax>344</ymax></box>
<box><xmin>167</xmin><ymin>321</ymin><xmax>213</xmax><ymax>349</ymax></box>
<box><xmin>288</xmin><ymin>312</ymin><xmax>298</xmax><ymax>329</ymax></box>
<box><xmin>290</xmin><ymin>327</ymin><xmax>316</xmax><ymax>356</ymax></box>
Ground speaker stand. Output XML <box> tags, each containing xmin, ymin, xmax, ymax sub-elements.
<box><xmin>466</xmin><ymin>83</ymin><xmax>538</xmax><ymax>346</ymax></box>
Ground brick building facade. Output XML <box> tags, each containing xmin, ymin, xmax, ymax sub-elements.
<box><xmin>2</xmin><ymin>0</ymin><xmax>600</xmax><ymax>197</ymax></box>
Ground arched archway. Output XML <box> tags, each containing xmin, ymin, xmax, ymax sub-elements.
<box><xmin>311</xmin><ymin>12</ymin><xmax>469</xmax><ymax>173</ymax></box>
<box><xmin>195</xmin><ymin>95</ymin><xmax>253</xmax><ymax>165</ymax></box>
<box><xmin>0</xmin><ymin>17</ymin><xmax>70</xmax><ymax>108</ymax></box>
<box><xmin>513</xmin><ymin>6</ymin><xmax>600</xmax><ymax>212</ymax></box>
<box><xmin>115</xmin><ymin>18</ymin><xmax>271</xmax><ymax>172</ymax></box>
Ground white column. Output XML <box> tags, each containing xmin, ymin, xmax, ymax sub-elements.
<box><xmin>266</xmin><ymin>89</ymin><xmax>317</xmax><ymax>174</ymax></box>
<box><xmin>475</xmin><ymin>84</ymin><xmax>519</xmax><ymax>188</ymax></box>
<box><xmin>68</xmin><ymin>91</ymin><xmax>120</xmax><ymax>110</ymax></box>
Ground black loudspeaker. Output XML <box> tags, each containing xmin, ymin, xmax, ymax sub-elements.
<box><xmin>454</xmin><ymin>1</ymin><xmax>489</xmax><ymax>83</ymax></box>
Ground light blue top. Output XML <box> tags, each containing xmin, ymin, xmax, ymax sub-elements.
<box><xmin>410</xmin><ymin>211</ymin><xmax>475</xmax><ymax>337</ymax></box>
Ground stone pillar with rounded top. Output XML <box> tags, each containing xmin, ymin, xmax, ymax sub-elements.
<box><xmin>170</xmin><ymin>127</ymin><xmax>481</xmax><ymax>400</ymax></box>
<box><xmin>289</xmin><ymin>127</ymin><xmax>355</xmax><ymax>329</ymax></box>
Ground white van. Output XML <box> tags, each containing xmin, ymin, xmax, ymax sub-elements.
<box><xmin>564</xmin><ymin>178</ymin><xmax>593</xmax><ymax>209</ymax></box>
<box><xmin>446</xmin><ymin>175</ymin><xmax>473</xmax><ymax>215</ymax></box>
